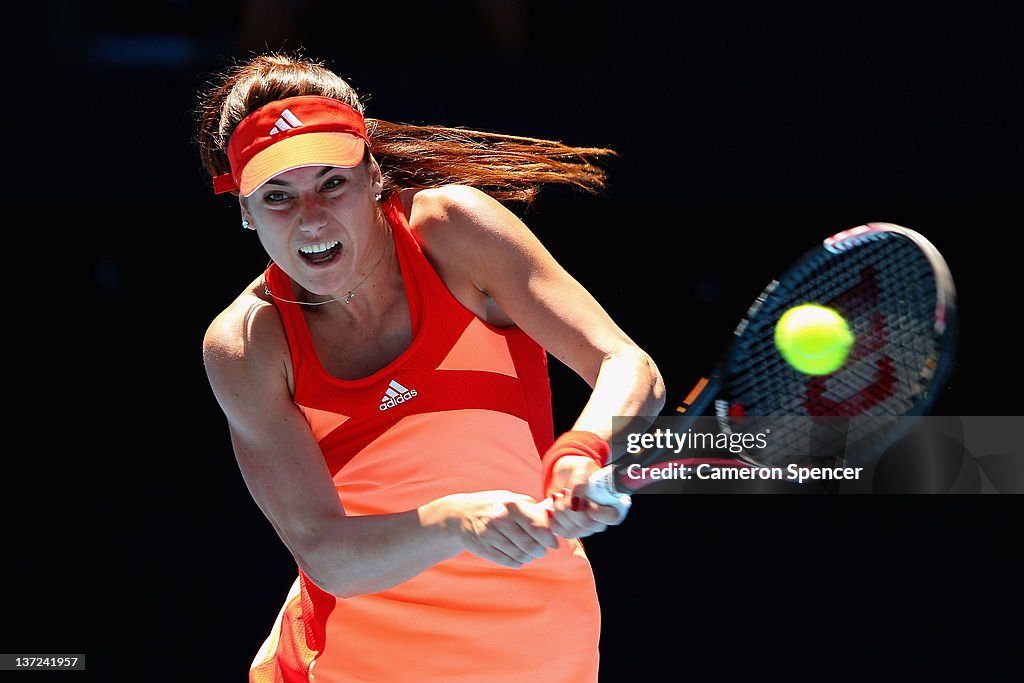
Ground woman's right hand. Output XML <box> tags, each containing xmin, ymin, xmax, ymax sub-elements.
<box><xmin>426</xmin><ymin>491</ymin><xmax>560</xmax><ymax>569</ymax></box>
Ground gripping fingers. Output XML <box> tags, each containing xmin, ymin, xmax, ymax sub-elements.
<box><xmin>584</xmin><ymin>466</ymin><xmax>631</xmax><ymax>511</ymax></box>
<box><xmin>549</xmin><ymin>466</ymin><xmax>632</xmax><ymax>537</ymax></box>
<box><xmin>465</xmin><ymin>500</ymin><xmax>557</xmax><ymax>568</ymax></box>
<box><xmin>581</xmin><ymin>465</ymin><xmax>632</xmax><ymax>524</ymax></box>
<box><xmin>549</xmin><ymin>492</ymin><xmax>609</xmax><ymax>538</ymax></box>
<box><xmin>466</xmin><ymin>534</ymin><xmax>535</xmax><ymax>568</ymax></box>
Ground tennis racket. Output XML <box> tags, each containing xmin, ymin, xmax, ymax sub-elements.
<box><xmin>588</xmin><ymin>222</ymin><xmax>958</xmax><ymax>504</ymax></box>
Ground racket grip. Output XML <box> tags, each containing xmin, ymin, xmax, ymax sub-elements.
<box><xmin>584</xmin><ymin>465</ymin><xmax>632</xmax><ymax>522</ymax></box>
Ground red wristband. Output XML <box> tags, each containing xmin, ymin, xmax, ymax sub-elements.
<box><xmin>541</xmin><ymin>430</ymin><xmax>610</xmax><ymax>495</ymax></box>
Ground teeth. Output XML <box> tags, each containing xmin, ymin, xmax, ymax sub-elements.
<box><xmin>298</xmin><ymin>240</ymin><xmax>341</xmax><ymax>255</ymax></box>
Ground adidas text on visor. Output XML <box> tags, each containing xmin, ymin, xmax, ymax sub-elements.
<box><xmin>212</xmin><ymin>96</ymin><xmax>370</xmax><ymax>196</ymax></box>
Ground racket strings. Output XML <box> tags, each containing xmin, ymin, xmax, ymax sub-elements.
<box><xmin>721</xmin><ymin>236</ymin><xmax>944</xmax><ymax>465</ymax></box>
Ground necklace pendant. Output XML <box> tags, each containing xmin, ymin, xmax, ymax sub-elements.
<box><xmin>344</xmin><ymin>291</ymin><xmax>355</xmax><ymax>304</ymax></box>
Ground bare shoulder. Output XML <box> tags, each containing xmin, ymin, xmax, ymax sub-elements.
<box><xmin>396</xmin><ymin>186</ymin><xmax>534</xmax><ymax>320</ymax></box>
<box><xmin>402</xmin><ymin>185</ymin><xmax>529</xmax><ymax>259</ymax></box>
<box><xmin>406</xmin><ymin>184</ymin><xmax>518</xmax><ymax>232</ymax></box>
<box><xmin>401</xmin><ymin>184</ymin><xmax>494</xmax><ymax>217</ymax></box>
<box><xmin>202</xmin><ymin>283</ymin><xmax>291</xmax><ymax>394</ymax></box>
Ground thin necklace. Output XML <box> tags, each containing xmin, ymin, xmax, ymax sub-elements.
<box><xmin>263</xmin><ymin>226</ymin><xmax>392</xmax><ymax>306</ymax></box>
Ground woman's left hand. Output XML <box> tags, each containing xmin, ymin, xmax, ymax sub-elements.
<box><xmin>545</xmin><ymin>456</ymin><xmax>627</xmax><ymax>538</ymax></box>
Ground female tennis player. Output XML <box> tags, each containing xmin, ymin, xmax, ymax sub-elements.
<box><xmin>196</xmin><ymin>53</ymin><xmax>665</xmax><ymax>682</ymax></box>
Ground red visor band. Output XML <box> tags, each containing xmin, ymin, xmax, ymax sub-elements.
<box><xmin>212</xmin><ymin>95</ymin><xmax>370</xmax><ymax>196</ymax></box>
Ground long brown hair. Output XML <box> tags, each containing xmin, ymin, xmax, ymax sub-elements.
<box><xmin>194</xmin><ymin>53</ymin><xmax>617</xmax><ymax>204</ymax></box>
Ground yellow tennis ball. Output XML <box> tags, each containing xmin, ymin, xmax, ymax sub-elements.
<box><xmin>774</xmin><ymin>304</ymin><xmax>854</xmax><ymax>375</ymax></box>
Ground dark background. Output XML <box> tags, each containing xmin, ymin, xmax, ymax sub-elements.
<box><xmin>14</xmin><ymin>1</ymin><xmax>1022</xmax><ymax>679</ymax></box>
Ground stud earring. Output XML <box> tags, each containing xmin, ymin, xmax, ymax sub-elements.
<box><xmin>374</xmin><ymin>192</ymin><xmax>382</xmax><ymax>201</ymax></box>
<box><xmin>242</xmin><ymin>220</ymin><xmax>251</xmax><ymax>230</ymax></box>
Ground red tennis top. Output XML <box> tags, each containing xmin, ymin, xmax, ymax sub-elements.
<box><xmin>249</xmin><ymin>194</ymin><xmax>601</xmax><ymax>683</ymax></box>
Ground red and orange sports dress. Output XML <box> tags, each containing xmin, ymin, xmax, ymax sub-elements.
<box><xmin>249</xmin><ymin>195</ymin><xmax>601</xmax><ymax>683</ymax></box>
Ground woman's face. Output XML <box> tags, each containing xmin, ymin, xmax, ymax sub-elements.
<box><xmin>240</xmin><ymin>159</ymin><xmax>384</xmax><ymax>300</ymax></box>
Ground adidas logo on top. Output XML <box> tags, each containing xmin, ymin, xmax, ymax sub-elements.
<box><xmin>268</xmin><ymin>109</ymin><xmax>305</xmax><ymax>135</ymax></box>
<box><xmin>379</xmin><ymin>379</ymin><xmax>418</xmax><ymax>411</ymax></box>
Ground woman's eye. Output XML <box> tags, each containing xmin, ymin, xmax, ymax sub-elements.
<box><xmin>322</xmin><ymin>177</ymin><xmax>345</xmax><ymax>191</ymax></box>
<box><xmin>264</xmin><ymin>191</ymin><xmax>289</xmax><ymax>203</ymax></box>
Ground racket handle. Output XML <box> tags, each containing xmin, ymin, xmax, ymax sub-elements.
<box><xmin>584</xmin><ymin>465</ymin><xmax>632</xmax><ymax>522</ymax></box>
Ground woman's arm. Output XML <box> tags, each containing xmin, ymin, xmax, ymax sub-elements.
<box><xmin>202</xmin><ymin>294</ymin><xmax>557</xmax><ymax>598</ymax></box>
<box><xmin>406</xmin><ymin>186</ymin><xmax>666</xmax><ymax>534</ymax></box>
<box><xmin>407</xmin><ymin>186</ymin><xmax>665</xmax><ymax>431</ymax></box>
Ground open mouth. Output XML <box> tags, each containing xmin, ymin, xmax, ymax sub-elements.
<box><xmin>298</xmin><ymin>240</ymin><xmax>342</xmax><ymax>265</ymax></box>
